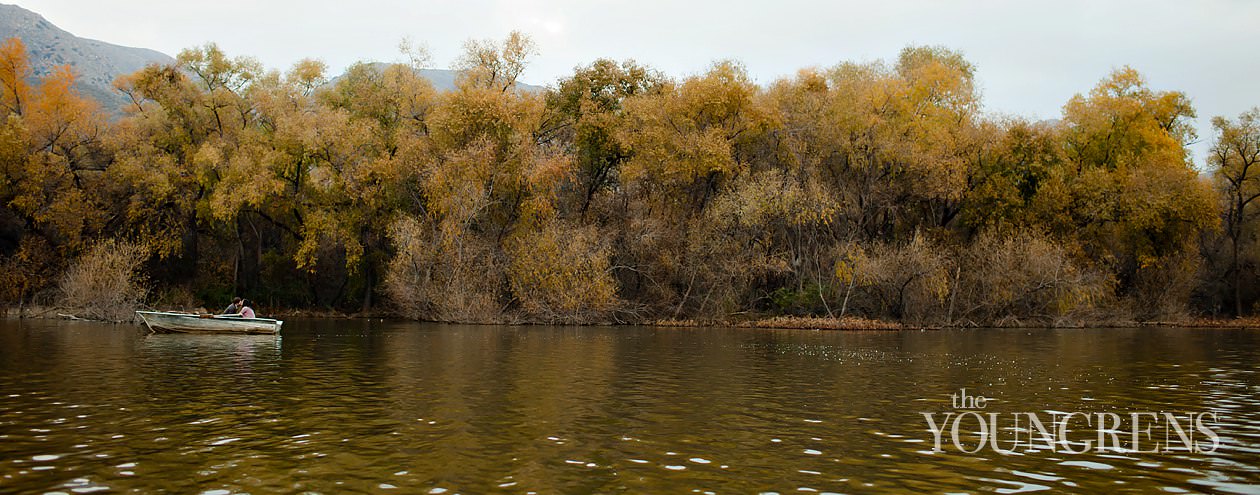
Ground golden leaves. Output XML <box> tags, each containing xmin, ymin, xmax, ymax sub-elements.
<box><xmin>0</xmin><ymin>40</ymin><xmax>109</xmax><ymax>255</ymax></box>
<box><xmin>0</xmin><ymin>33</ymin><xmax>1243</xmax><ymax>321</ymax></box>
<box><xmin>1064</xmin><ymin>66</ymin><xmax>1197</xmax><ymax>171</ymax></box>
<box><xmin>505</xmin><ymin>221</ymin><xmax>618</xmax><ymax>323</ymax></box>
<box><xmin>617</xmin><ymin>61</ymin><xmax>773</xmax><ymax>214</ymax></box>
<box><xmin>0</xmin><ymin>37</ymin><xmax>30</xmax><ymax>116</ymax></box>
<box><xmin>454</xmin><ymin>31</ymin><xmax>537</xmax><ymax>92</ymax></box>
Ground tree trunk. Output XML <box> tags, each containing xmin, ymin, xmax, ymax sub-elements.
<box><xmin>362</xmin><ymin>259</ymin><xmax>375</xmax><ymax>313</ymax></box>
<box><xmin>1234</xmin><ymin>230</ymin><xmax>1243</xmax><ymax>317</ymax></box>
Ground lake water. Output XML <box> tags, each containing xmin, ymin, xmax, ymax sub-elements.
<box><xmin>1</xmin><ymin>320</ymin><xmax>1258</xmax><ymax>493</ymax></box>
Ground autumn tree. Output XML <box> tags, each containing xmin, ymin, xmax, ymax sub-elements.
<box><xmin>542</xmin><ymin>58</ymin><xmax>664</xmax><ymax>219</ymax></box>
<box><xmin>619</xmin><ymin>60</ymin><xmax>773</xmax><ymax>215</ymax></box>
<box><xmin>768</xmin><ymin>46</ymin><xmax>982</xmax><ymax>245</ymax></box>
<box><xmin>1210</xmin><ymin>108</ymin><xmax>1260</xmax><ymax>315</ymax></box>
<box><xmin>890</xmin><ymin>45</ymin><xmax>983</xmax><ymax>230</ymax></box>
<box><xmin>1</xmin><ymin>33</ymin><xmax>1249</xmax><ymax>323</ymax></box>
<box><xmin>108</xmin><ymin>45</ymin><xmax>258</xmax><ymax>261</ymax></box>
<box><xmin>1058</xmin><ymin>68</ymin><xmax>1217</xmax><ymax>315</ymax></box>
<box><xmin>0</xmin><ymin>38</ymin><xmax>113</xmax><ymax>307</ymax></box>
<box><xmin>0</xmin><ymin>38</ymin><xmax>31</xmax><ymax>116</ymax></box>
<box><xmin>302</xmin><ymin>60</ymin><xmax>437</xmax><ymax>309</ymax></box>
<box><xmin>101</xmin><ymin>42</ymin><xmax>327</xmax><ymax>312</ymax></box>
<box><xmin>454</xmin><ymin>31</ymin><xmax>536</xmax><ymax>92</ymax></box>
<box><xmin>387</xmin><ymin>31</ymin><xmax>597</xmax><ymax>321</ymax></box>
<box><xmin>9</xmin><ymin>65</ymin><xmax>110</xmax><ymax>252</ymax></box>
<box><xmin>1</xmin><ymin>40</ymin><xmax>110</xmax><ymax>251</ymax></box>
<box><xmin>959</xmin><ymin>119</ymin><xmax>1066</xmax><ymax>231</ymax></box>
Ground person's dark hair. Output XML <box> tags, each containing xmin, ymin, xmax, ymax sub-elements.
<box><xmin>231</xmin><ymin>297</ymin><xmax>242</xmax><ymax>304</ymax></box>
<box><xmin>241</xmin><ymin>299</ymin><xmax>251</xmax><ymax>307</ymax></box>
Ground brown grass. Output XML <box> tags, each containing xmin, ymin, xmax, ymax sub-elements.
<box><xmin>55</xmin><ymin>240</ymin><xmax>148</xmax><ymax>322</ymax></box>
<box><xmin>1142</xmin><ymin>317</ymin><xmax>1260</xmax><ymax>329</ymax></box>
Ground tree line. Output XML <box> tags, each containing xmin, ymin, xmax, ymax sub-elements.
<box><xmin>2</xmin><ymin>33</ymin><xmax>1258</xmax><ymax>325</ymax></box>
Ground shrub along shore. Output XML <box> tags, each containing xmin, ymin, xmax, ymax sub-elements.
<box><xmin>3</xmin><ymin>33</ymin><xmax>1260</xmax><ymax>327</ymax></box>
<box><xmin>10</xmin><ymin>307</ymin><xmax>1260</xmax><ymax>332</ymax></box>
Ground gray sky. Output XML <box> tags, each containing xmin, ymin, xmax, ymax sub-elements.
<box><xmin>19</xmin><ymin>0</ymin><xmax>1260</xmax><ymax>167</ymax></box>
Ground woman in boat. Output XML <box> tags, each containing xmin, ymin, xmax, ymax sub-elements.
<box><xmin>238</xmin><ymin>299</ymin><xmax>256</xmax><ymax>319</ymax></box>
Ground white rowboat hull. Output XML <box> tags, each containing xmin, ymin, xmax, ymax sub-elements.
<box><xmin>136</xmin><ymin>311</ymin><xmax>283</xmax><ymax>335</ymax></box>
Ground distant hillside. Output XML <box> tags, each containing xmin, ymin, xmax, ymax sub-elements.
<box><xmin>0</xmin><ymin>3</ymin><xmax>175</xmax><ymax>112</ymax></box>
<box><xmin>0</xmin><ymin>4</ymin><xmax>546</xmax><ymax>113</ymax></box>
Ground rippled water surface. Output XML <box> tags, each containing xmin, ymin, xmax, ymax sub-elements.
<box><xmin>1</xmin><ymin>320</ymin><xmax>1258</xmax><ymax>493</ymax></box>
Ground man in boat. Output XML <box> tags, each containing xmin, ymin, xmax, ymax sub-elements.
<box><xmin>222</xmin><ymin>297</ymin><xmax>243</xmax><ymax>315</ymax></box>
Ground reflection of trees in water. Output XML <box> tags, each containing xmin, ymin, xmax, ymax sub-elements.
<box><xmin>379</xmin><ymin>325</ymin><xmax>619</xmax><ymax>492</ymax></box>
<box><xmin>2</xmin><ymin>321</ymin><xmax>1259</xmax><ymax>493</ymax></box>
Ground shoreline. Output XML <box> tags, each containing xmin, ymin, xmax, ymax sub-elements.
<box><xmin>7</xmin><ymin>306</ymin><xmax>1260</xmax><ymax>330</ymax></box>
<box><xmin>650</xmin><ymin>316</ymin><xmax>1260</xmax><ymax>331</ymax></box>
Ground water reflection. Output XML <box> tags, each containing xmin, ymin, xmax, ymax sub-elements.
<box><xmin>0</xmin><ymin>320</ymin><xmax>1258</xmax><ymax>493</ymax></box>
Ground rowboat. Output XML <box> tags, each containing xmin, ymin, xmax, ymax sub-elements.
<box><xmin>136</xmin><ymin>311</ymin><xmax>283</xmax><ymax>335</ymax></box>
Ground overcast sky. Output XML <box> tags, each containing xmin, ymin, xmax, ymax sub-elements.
<box><xmin>17</xmin><ymin>0</ymin><xmax>1260</xmax><ymax>166</ymax></box>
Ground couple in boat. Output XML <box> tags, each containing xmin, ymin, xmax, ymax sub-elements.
<box><xmin>221</xmin><ymin>297</ymin><xmax>256</xmax><ymax>318</ymax></box>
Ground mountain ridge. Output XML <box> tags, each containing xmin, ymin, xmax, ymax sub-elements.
<box><xmin>0</xmin><ymin>4</ymin><xmax>546</xmax><ymax>113</ymax></box>
<box><xmin>0</xmin><ymin>3</ymin><xmax>175</xmax><ymax>111</ymax></box>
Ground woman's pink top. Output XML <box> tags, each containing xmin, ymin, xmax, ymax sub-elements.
<box><xmin>240</xmin><ymin>306</ymin><xmax>256</xmax><ymax>318</ymax></box>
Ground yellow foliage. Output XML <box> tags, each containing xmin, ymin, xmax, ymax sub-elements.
<box><xmin>0</xmin><ymin>37</ymin><xmax>31</xmax><ymax>116</ymax></box>
<box><xmin>454</xmin><ymin>31</ymin><xmax>537</xmax><ymax>92</ymax></box>
<box><xmin>384</xmin><ymin>215</ymin><xmax>506</xmax><ymax>322</ymax></box>
<box><xmin>423</xmin><ymin>139</ymin><xmax>494</xmax><ymax>221</ymax></box>
<box><xmin>1056</xmin><ymin>68</ymin><xmax>1217</xmax><ymax>292</ymax></box>
<box><xmin>0</xmin><ymin>37</ymin><xmax>1241</xmax><ymax>321</ymax></box>
<box><xmin>833</xmin><ymin>245</ymin><xmax>869</xmax><ymax>286</ymax></box>
<box><xmin>618</xmin><ymin>61</ymin><xmax>774</xmax><ymax>214</ymax></box>
<box><xmin>506</xmin><ymin>221</ymin><xmax>619</xmax><ymax>323</ymax></box>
